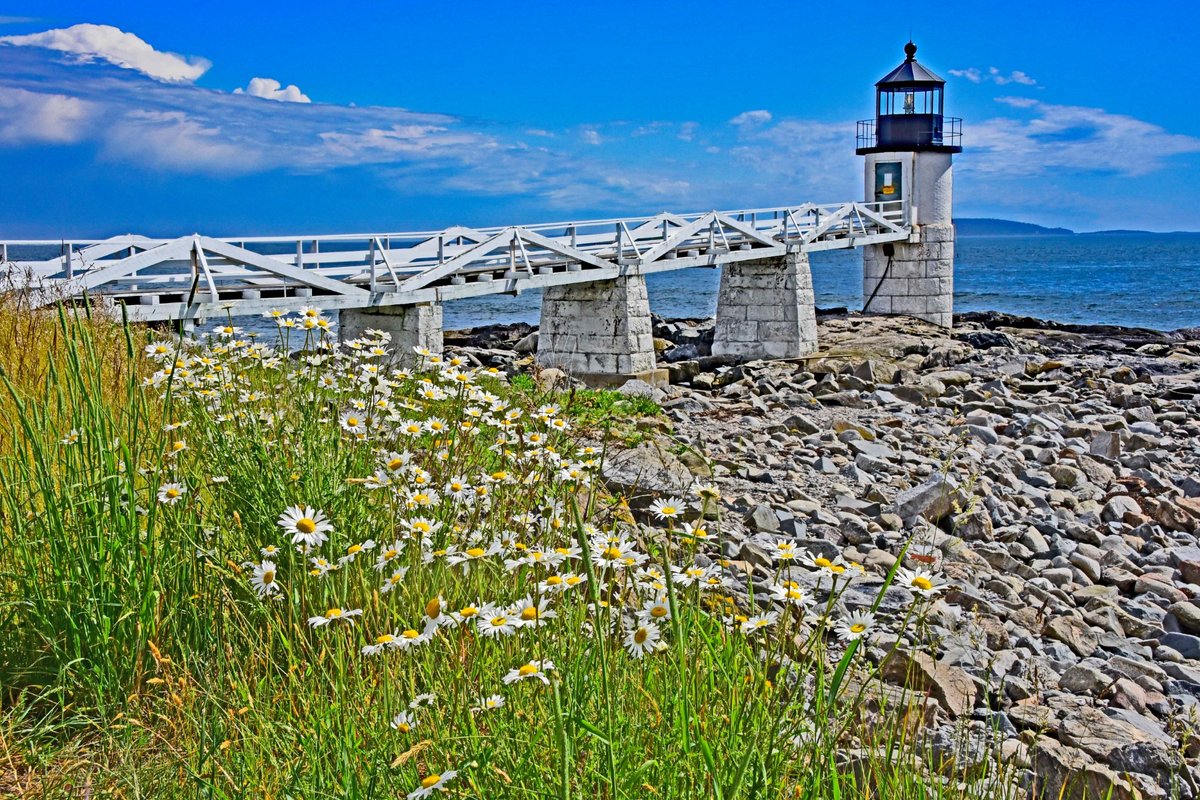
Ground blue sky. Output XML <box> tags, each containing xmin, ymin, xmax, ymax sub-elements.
<box><xmin>1</xmin><ymin>0</ymin><xmax>1197</xmax><ymax>237</ymax></box>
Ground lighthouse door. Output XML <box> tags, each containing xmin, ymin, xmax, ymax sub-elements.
<box><xmin>874</xmin><ymin>162</ymin><xmax>903</xmax><ymax>207</ymax></box>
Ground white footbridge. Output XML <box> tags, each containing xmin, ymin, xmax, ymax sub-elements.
<box><xmin>0</xmin><ymin>201</ymin><xmax>910</xmax><ymax>323</ymax></box>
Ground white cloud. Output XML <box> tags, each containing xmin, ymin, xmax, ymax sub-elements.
<box><xmin>964</xmin><ymin>98</ymin><xmax>1200</xmax><ymax>177</ymax></box>
<box><xmin>581</xmin><ymin>127</ymin><xmax>602</xmax><ymax>145</ymax></box>
<box><xmin>949</xmin><ymin>66</ymin><xmax>1037</xmax><ymax>86</ymax></box>
<box><xmin>730</xmin><ymin>109</ymin><xmax>771</xmax><ymax>126</ymax></box>
<box><xmin>0</xmin><ymin>86</ymin><xmax>92</xmax><ymax>144</ymax></box>
<box><xmin>677</xmin><ymin>121</ymin><xmax>698</xmax><ymax>141</ymax></box>
<box><xmin>234</xmin><ymin>77</ymin><xmax>310</xmax><ymax>103</ymax></box>
<box><xmin>103</xmin><ymin>110</ymin><xmax>261</xmax><ymax>173</ymax></box>
<box><xmin>0</xmin><ymin>23</ymin><xmax>210</xmax><ymax>82</ymax></box>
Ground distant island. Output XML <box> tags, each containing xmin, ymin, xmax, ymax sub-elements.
<box><xmin>955</xmin><ymin>218</ymin><xmax>1197</xmax><ymax>236</ymax></box>
<box><xmin>955</xmin><ymin>218</ymin><xmax>1074</xmax><ymax>236</ymax></box>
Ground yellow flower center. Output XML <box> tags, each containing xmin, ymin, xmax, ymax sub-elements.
<box><xmin>326</xmin><ymin>608</ymin><xmax>342</xmax><ymax>618</ymax></box>
<box><xmin>261</xmin><ymin>570</ymin><xmax>276</xmax><ymax>584</ymax></box>
<box><xmin>396</xmin><ymin>723</ymin><xmax>411</xmax><ymax>732</ymax></box>
<box><xmin>347</xmin><ymin>417</ymin><xmax>359</xmax><ymax>427</ymax></box>
<box><xmin>388</xmin><ymin>458</ymin><xmax>404</xmax><ymax>470</ymax></box>
<box><xmin>661</xmin><ymin>506</ymin><xmax>677</xmax><ymax>515</ymax></box>
<box><xmin>521</xmin><ymin>607</ymin><xmax>538</xmax><ymax>621</ymax></box>
<box><xmin>830</xmin><ymin>565</ymin><xmax>845</xmax><ymax>574</ymax></box>
<box><xmin>425</xmin><ymin>598</ymin><xmax>442</xmax><ymax>617</ymax></box>
<box><xmin>602</xmin><ymin>547</ymin><xmax>622</xmax><ymax>560</ymax></box>
<box><xmin>786</xmin><ymin>590</ymin><xmax>802</xmax><ymax>600</ymax></box>
<box><xmin>383</xmin><ymin>549</ymin><xmax>399</xmax><ymax>560</ymax></box>
<box><xmin>295</xmin><ymin>518</ymin><xmax>317</xmax><ymax>535</ymax></box>
<box><xmin>347</xmin><ymin>544</ymin><xmax>362</xmax><ymax>554</ymax></box>
<box><xmin>850</xmin><ymin>623</ymin><xmax>867</xmax><ymax>633</ymax></box>
<box><xmin>518</xmin><ymin>663</ymin><xmax>538</xmax><ymax>676</ymax></box>
<box><xmin>421</xmin><ymin>775</ymin><xmax>441</xmax><ymax>788</ymax></box>
<box><xmin>165</xmin><ymin>488</ymin><xmax>180</xmax><ymax>499</ymax></box>
<box><xmin>545</xmin><ymin>576</ymin><xmax>563</xmax><ymax>586</ymax></box>
<box><xmin>650</xmin><ymin>606</ymin><xmax>668</xmax><ymax>618</ymax></box>
<box><xmin>490</xmin><ymin>616</ymin><xmax>508</xmax><ymax>627</ymax></box>
<box><xmin>813</xmin><ymin>557</ymin><xmax>832</xmax><ymax>569</ymax></box>
<box><xmin>566</xmin><ymin>576</ymin><xmax>583</xmax><ymax>586</ymax></box>
<box><xmin>402</xmin><ymin>629</ymin><xmax>420</xmax><ymax>639</ymax></box>
<box><xmin>459</xmin><ymin>606</ymin><xmax>478</xmax><ymax>617</ymax></box>
<box><xmin>466</xmin><ymin>547</ymin><xmax>486</xmax><ymax>558</ymax></box>
<box><xmin>376</xmin><ymin>634</ymin><xmax>394</xmax><ymax>644</ymax></box>
<box><xmin>912</xmin><ymin>576</ymin><xmax>934</xmax><ymax>591</ymax></box>
<box><xmin>634</xmin><ymin>628</ymin><xmax>649</xmax><ymax>644</ymax></box>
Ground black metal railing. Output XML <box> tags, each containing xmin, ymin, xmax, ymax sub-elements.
<box><xmin>856</xmin><ymin>116</ymin><xmax>962</xmax><ymax>150</ymax></box>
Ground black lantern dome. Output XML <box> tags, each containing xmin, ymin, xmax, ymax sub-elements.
<box><xmin>856</xmin><ymin>42</ymin><xmax>962</xmax><ymax>154</ymax></box>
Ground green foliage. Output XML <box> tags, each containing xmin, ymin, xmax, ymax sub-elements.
<box><xmin>0</xmin><ymin>316</ymin><xmax>1022</xmax><ymax>799</ymax></box>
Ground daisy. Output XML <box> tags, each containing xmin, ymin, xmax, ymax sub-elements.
<box><xmin>423</xmin><ymin>596</ymin><xmax>450</xmax><ymax>628</ymax></box>
<box><xmin>511</xmin><ymin>596</ymin><xmax>557</xmax><ymax>628</ymax></box>
<box><xmin>897</xmin><ymin>567</ymin><xmax>946</xmax><ymax>597</ymax></box>
<box><xmin>771</xmin><ymin>580</ymin><xmax>808</xmax><ymax>607</ymax></box>
<box><xmin>637</xmin><ymin>593</ymin><xmax>672</xmax><ymax>623</ymax></box>
<box><xmin>503</xmin><ymin>659</ymin><xmax>555</xmax><ymax>685</ymax></box>
<box><xmin>809</xmin><ymin>553</ymin><xmax>847</xmax><ymax>578</ymax></box>
<box><xmin>693</xmin><ymin>483</ymin><xmax>721</xmax><ymax>504</ymax></box>
<box><xmin>60</xmin><ymin>429</ymin><xmax>81</xmax><ymax>446</ymax></box>
<box><xmin>260</xmin><ymin>544</ymin><xmax>281</xmax><ymax>558</ymax></box>
<box><xmin>472</xmin><ymin>694</ymin><xmax>506</xmax><ymax>713</ymax></box>
<box><xmin>380</xmin><ymin>567</ymin><xmax>409</xmax><ymax>594</ymax></box>
<box><xmin>624</xmin><ymin>622</ymin><xmax>663</xmax><ymax>658</ymax></box>
<box><xmin>446</xmin><ymin>542</ymin><xmax>499</xmax><ymax>572</ymax></box>
<box><xmin>409</xmin><ymin>693</ymin><xmax>437</xmax><ymax>709</ymax></box>
<box><xmin>157</xmin><ymin>482</ymin><xmax>187</xmax><ymax>505</ymax></box>
<box><xmin>477</xmin><ymin>606</ymin><xmax>518</xmax><ymax>638</ymax></box>
<box><xmin>278</xmin><ymin>505</ymin><xmax>333</xmax><ymax>548</ymax></box>
<box><xmin>674</xmin><ymin>564</ymin><xmax>713</xmax><ymax>587</ymax></box>
<box><xmin>362</xmin><ymin>631</ymin><xmax>400</xmax><ymax>656</ymax></box>
<box><xmin>649</xmin><ymin>497</ymin><xmax>688</xmax><ymax>522</ymax></box>
<box><xmin>450</xmin><ymin>601</ymin><xmax>484</xmax><ymax>625</ymax></box>
<box><xmin>374</xmin><ymin>541</ymin><xmax>405</xmax><ymax>571</ymax></box>
<box><xmin>309</xmin><ymin>556</ymin><xmax>337</xmax><ymax>577</ymax></box>
<box><xmin>740</xmin><ymin>611</ymin><xmax>779</xmax><ymax>635</ymax></box>
<box><xmin>394</xmin><ymin>623</ymin><xmax>437</xmax><ymax>650</ymax></box>
<box><xmin>590</xmin><ymin>537</ymin><xmax>646</xmax><ymax>571</ymax></box>
<box><xmin>391</xmin><ymin>710</ymin><xmax>419</xmax><ymax>733</ymax></box>
<box><xmin>338</xmin><ymin>539</ymin><xmax>377</xmax><ymax>566</ymax></box>
<box><xmin>835</xmin><ymin>610</ymin><xmax>876</xmax><ymax>642</ymax></box>
<box><xmin>308</xmin><ymin>607</ymin><xmax>362</xmax><ymax>627</ymax></box>
<box><xmin>407</xmin><ymin>771</ymin><xmax>457</xmax><ymax>799</ymax></box>
<box><xmin>680</xmin><ymin>520</ymin><xmax>712</xmax><ymax>540</ymax></box>
<box><xmin>339</xmin><ymin>410</ymin><xmax>368</xmax><ymax>435</ymax></box>
<box><xmin>250</xmin><ymin>560</ymin><xmax>281</xmax><ymax>597</ymax></box>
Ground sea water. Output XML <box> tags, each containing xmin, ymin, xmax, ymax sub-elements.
<box><xmin>431</xmin><ymin>232</ymin><xmax>1200</xmax><ymax>332</ymax></box>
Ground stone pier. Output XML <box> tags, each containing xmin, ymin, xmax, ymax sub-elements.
<box><xmin>537</xmin><ymin>275</ymin><xmax>667</xmax><ymax>386</ymax></box>
<box><xmin>862</xmin><ymin>224</ymin><xmax>954</xmax><ymax>329</ymax></box>
<box><xmin>340</xmin><ymin>302</ymin><xmax>443</xmax><ymax>364</ymax></box>
<box><xmin>712</xmin><ymin>251</ymin><xmax>819</xmax><ymax>359</ymax></box>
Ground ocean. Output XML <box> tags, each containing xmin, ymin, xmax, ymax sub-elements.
<box><xmin>431</xmin><ymin>232</ymin><xmax>1200</xmax><ymax>332</ymax></box>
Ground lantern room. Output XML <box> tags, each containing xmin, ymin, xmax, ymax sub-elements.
<box><xmin>856</xmin><ymin>41</ymin><xmax>962</xmax><ymax>154</ymax></box>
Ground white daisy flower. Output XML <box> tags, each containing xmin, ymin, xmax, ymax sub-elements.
<box><xmin>835</xmin><ymin>610</ymin><xmax>877</xmax><ymax>642</ymax></box>
<box><xmin>624</xmin><ymin>622</ymin><xmax>663</xmax><ymax>659</ymax></box>
<box><xmin>307</xmin><ymin>607</ymin><xmax>362</xmax><ymax>627</ymax></box>
<box><xmin>897</xmin><ymin>567</ymin><xmax>946</xmax><ymax>597</ymax></box>
<box><xmin>278</xmin><ymin>505</ymin><xmax>333</xmax><ymax>549</ymax></box>
<box><xmin>390</xmin><ymin>710</ymin><xmax>419</xmax><ymax>733</ymax></box>
<box><xmin>649</xmin><ymin>496</ymin><xmax>688</xmax><ymax>521</ymax></box>
<box><xmin>250</xmin><ymin>560</ymin><xmax>281</xmax><ymax>597</ymax></box>
<box><xmin>502</xmin><ymin>659</ymin><xmax>555</xmax><ymax>685</ymax></box>
<box><xmin>157</xmin><ymin>482</ymin><xmax>187</xmax><ymax>505</ymax></box>
<box><xmin>407</xmin><ymin>771</ymin><xmax>457</xmax><ymax>799</ymax></box>
<box><xmin>472</xmin><ymin>694</ymin><xmax>506</xmax><ymax>713</ymax></box>
<box><xmin>740</xmin><ymin>611</ymin><xmax>779</xmax><ymax>635</ymax></box>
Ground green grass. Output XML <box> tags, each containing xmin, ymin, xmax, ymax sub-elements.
<box><xmin>0</xmin><ymin>310</ymin><xmax>1025</xmax><ymax>799</ymax></box>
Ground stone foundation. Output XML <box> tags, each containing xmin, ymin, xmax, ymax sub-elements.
<box><xmin>340</xmin><ymin>303</ymin><xmax>443</xmax><ymax>365</ymax></box>
<box><xmin>712</xmin><ymin>251</ymin><xmax>818</xmax><ymax>359</ymax></box>
<box><xmin>863</xmin><ymin>223</ymin><xmax>954</xmax><ymax>329</ymax></box>
<box><xmin>537</xmin><ymin>275</ymin><xmax>666</xmax><ymax>386</ymax></box>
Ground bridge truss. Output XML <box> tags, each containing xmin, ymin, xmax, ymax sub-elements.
<box><xmin>0</xmin><ymin>201</ymin><xmax>911</xmax><ymax>322</ymax></box>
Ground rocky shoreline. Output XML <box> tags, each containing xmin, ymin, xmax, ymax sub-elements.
<box><xmin>447</xmin><ymin>310</ymin><xmax>1200</xmax><ymax>799</ymax></box>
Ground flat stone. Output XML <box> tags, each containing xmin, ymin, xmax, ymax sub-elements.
<box><xmin>893</xmin><ymin>474</ymin><xmax>963</xmax><ymax>524</ymax></box>
<box><xmin>880</xmin><ymin>650</ymin><xmax>978</xmax><ymax>717</ymax></box>
<box><xmin>1044</xmin><ymin>615</ymin><xmax>1099</xmax><ymax>658</ymax></box>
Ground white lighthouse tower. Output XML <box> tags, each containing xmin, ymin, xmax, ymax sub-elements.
<box><xmin>857</xmin><ymin>41</ymin><xmax>961</xmax><ymax>329</ymax></box>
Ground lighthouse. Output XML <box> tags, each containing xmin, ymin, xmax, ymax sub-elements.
<box><xmin>857</xmin><ymin>41</ymin><xmax>961</xmax><ymax>329</ymax></box>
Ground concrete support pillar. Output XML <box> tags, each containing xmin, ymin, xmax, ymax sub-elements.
<box><xmin>862</xmin><ymin>224</ymin><xmax>954</xmax><ymax>328</ymax></box>
<box><xmin>340</xmin><ymin>302</ymin><xmax>442</xmax><ymax>365</ymax></box>
<box><xmin>712</xmin><ymin>251</ymin><xmax>818</xmax><ymax>360</ymax></box>
<box><xmin>537</xmin><ymin>275</ymin><xmax>666</xmax><ymax>386</ymax></box>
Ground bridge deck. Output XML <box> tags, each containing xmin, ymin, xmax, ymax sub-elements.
<box><xmin>1</xmin><ymin>201</ymin><xmax>910</xmax><ymax>322</ymax></box>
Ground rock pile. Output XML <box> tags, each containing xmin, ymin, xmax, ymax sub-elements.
<box><xmin>448</xmin><ymin>311</ymin><xmax>1200</xmax><ymax>798</ymax></box>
